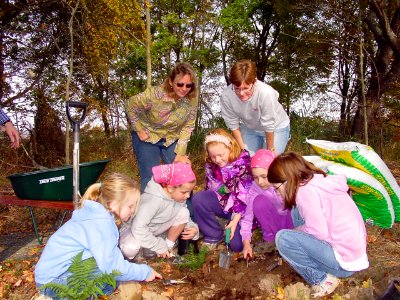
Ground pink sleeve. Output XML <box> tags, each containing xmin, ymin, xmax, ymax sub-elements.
<box><xmin>240</xmin><ymin>183</ymin><xmax>257</xmax><ymax>241</ymax></box>
<box><xmin>296</xmin><ymin>186</ymin><xmax>329</xmax><ymax>240</ymax></box>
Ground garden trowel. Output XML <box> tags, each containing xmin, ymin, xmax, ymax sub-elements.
<box><xmin>218</xmin><ymin>228</ymin><xmax>232</xmax><ymax>269</ymax></box>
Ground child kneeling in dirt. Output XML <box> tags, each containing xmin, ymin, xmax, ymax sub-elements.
<box><xmin>34</xmin><ymin>173</ymin><xmax>162</xmax><ymax>299</ymax></box>
<box><xmin>192</xmin><ymin>128</ymin><xmax>253</xmax><ymax>252</ymax></box>
<box><xmin>269</xmin><ymin>152</ymin><xmax>369</xmax><ymax>298</ymax></box>
<box><xmin>241</xmin><ymin>149</ymin><xmax>293</xmax><ymax>259</ymax></box>
<box><xmin>119</xmin><ymin>162</ymin><xmax>199</xmax><ymax>260</ymax></box>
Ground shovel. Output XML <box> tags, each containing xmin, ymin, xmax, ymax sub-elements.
<box><xmin>66</xmin><ymin>101</ymin><xmax>88</xmax><ymax>209</ymax></box>
<box><xmin>218</xmin><ymin>228</ymin><xmax>232</xmax><ymax>269</ymax></box>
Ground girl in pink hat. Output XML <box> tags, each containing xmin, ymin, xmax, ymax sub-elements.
<box><xmin>241</xmin><ymin>149</ymin><xmax>293</xmax><ymax>259</ymax></box>
<box><xmin>119</xmin><ymin>162</ymin><xmax>199</xmax><ymax>260</ymax></box>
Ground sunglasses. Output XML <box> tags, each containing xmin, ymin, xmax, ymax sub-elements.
<box><xmin>176</xmin><ymin>82</ymin><xmax>194</xmax><ymax>89</ymax></box>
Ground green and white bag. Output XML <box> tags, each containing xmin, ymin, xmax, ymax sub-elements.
<box><xmin>304</xmin><ymin>156</ymin><xmax>394</xmax><ymax>228</ymax></box>
<box><xmin>306</xmin><ymin>139</ymin><xmax>400</xmax><ymax>222</ymax></box>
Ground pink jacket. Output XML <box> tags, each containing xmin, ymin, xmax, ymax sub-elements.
<box><xmin>296</xmin><ymin>174</ymin><xmax>368</xmax><ymax>270</ymax></box>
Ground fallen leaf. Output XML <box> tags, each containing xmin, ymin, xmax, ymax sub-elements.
<box><xmin>161</xmin><ymin>287</ymin><xmax>174</xmax><ymax>297</ymax></box>
<box><xmin>276</xmin><ymin>286</ymin><xmax>285</xmax><ymax>299</ymax></box>
<box><xmin>367</xmin><ymin>235</ymin><xmax>377</xmax><ymax>243</ymax></box>
<box><xmin>14</xmin><ymin>279</ymin><xmax>22</xmax><ymax>287</ymax></box>
<box><xmin>362</xmin><ymin>279</ymin><xmax>371</xmax><ymax>288</ymax></box>
<box><xmin>0</xmin><ymin>282</ymin><xmax>4</xmax><ymax>298</ymax></box>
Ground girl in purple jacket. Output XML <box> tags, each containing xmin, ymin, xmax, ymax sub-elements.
<box><xmin>192</xmin><ymin>128</ymin><xmax>253</xmax><ymax>252</ymax></box>
<box><xmin>268</xmin><ymin>152</ymin><xmax>369</xmax><ymax>298</ymax></box>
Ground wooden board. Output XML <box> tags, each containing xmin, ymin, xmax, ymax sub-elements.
<box><xmin>0</xmin><ymin>195</ymin><xmax>74</xmax><ymax>210</ymax></box>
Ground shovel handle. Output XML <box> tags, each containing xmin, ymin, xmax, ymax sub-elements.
<box><xmin>66</xmin><ymin>101</ymin><xmax>87</xmax><ymax>127</ymax></box>
<box><xmin>225</xmin><ymin>228</ymin><xmax>231</xmax><ymax>244</ymax></box>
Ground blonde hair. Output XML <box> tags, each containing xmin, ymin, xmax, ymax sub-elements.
<box><xmin>162</xmin><ymin>62</ymin><xmax>198</xmax><ymax>101</ymax></box>
<box><xmin>204</xmin><ymin>128</ymin><xmax>242</xmax><ymax>164</ymax></box>
<box><xmin>80</xmin><ymin>173</ymin><xmax>140</xmax><ymax>218</ymax></box>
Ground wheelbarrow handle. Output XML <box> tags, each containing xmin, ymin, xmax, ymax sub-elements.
<box><xmin>66</xmin><ymin>101</ymin><xmax>88</xmax><ymax>126</ymax></box>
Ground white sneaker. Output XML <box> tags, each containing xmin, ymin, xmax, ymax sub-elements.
<box><xmin>311</xmin><ymin>274</ymin><xmax>340</xmax><ymax>298</ymax></box>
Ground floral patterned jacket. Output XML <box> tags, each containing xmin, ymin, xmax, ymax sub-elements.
<box><xmin>205</xmin><ymin>150</ymin><xmax>253</xmax><ymax>216</ymax></box>
<box><xmin>125</xmin><ymin>85</ymin><xmax>198</xmax><ymax>155</ymax></box>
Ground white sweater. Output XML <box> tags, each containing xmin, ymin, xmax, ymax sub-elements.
<box><xmin>220</xmin><ymin>80</ymin><xmax>289</xmax><ymax>132</ymax></box>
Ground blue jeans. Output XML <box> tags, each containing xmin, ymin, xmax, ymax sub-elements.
<box><xmin>131</xmin><ymin>131</ymin><xmax>177</xmax><ymax>192</ymax></box>
<box><xmin>275</xmin><ymin>207</ymin><xmax>354</xmax><ymax>285</ymax></box>
<box><xmin>240</xmin><ymin>123</ymin><xmax>290</xmax><ymax>156</ymax></box>
<box><xmin>37</xmin><ymin>267</ymin><xmax>116</xmax><ymax>299</ymax></box>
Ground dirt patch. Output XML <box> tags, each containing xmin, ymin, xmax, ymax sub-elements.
<box><xmin>1</xmin><ymin>160</ymin><xmax>400</xmax><ymax>299</ymax></box>
<box><xmin>1</xmin><ymin>211</ymin><xmax>400</xmax><ymax>299</ymax></box>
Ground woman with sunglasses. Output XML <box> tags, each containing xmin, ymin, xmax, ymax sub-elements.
<box><xmin>268</xmin><ymin>152</ymin><xmax>369</xmax><ymax>298</ymax></box>
<box><xmin>125</xmin><ymin>62</ymin><xmax>198</xmax><ymax>192</ymax></box>
<box><xmin>220</xmin><ymin>59</ymin><xmax>290</xmax><ymax>156</ymax></box>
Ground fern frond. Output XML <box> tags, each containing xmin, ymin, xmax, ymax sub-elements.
<box><xmin>40</xmin><ymin>251</ymin><xmax>120</xmax><ymax>300</ymax></box>
<box><xmin>176</xmin><ymin>245</ymin><xmax>208</xmax><ymax>270</ymax></box>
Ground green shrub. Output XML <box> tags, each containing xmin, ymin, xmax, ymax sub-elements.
<box><xmin>39</xmin><ymin>251</ymin><xmax>121</xmax><ymax>300</ymax></box>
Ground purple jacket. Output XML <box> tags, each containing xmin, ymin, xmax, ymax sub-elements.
<box><xmin>240</xmin><ymin>182</ymin><xmax>288</xmax><ymax>241</ymax></box>
<box><xmin>205</xmin><ymin>150</ymin><xmax>253</xmax><ymax>216</ymax></box>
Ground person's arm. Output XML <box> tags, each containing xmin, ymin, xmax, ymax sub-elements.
<box><xmin>232</xmin><ymin>128</ymin><xmax>245</xmax><ymax>150</ymax></box>
<box><xmin>265</xmin><ymin>131</ymin><xmax>274</xmax><ymax>152</ymax></box>
<box><xmin>125</xmin><ymin>88</ymin><xmax>153</xmax><ymax>141</ymax></box>
<box><xmin>5</xmin><ymin>121</ymin><xmax>20</xmax><ymax>149</ymax></box>
<box><xmin>0</xmin><ymin>109</ymin><xmax>20</xmax><ymax>149</ymax></box>
<box><xmin>174</xmin><ymin>97</ymin><xmax>198</xmax><ymax>156</ymax></box>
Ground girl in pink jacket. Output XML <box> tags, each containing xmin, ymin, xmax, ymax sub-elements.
<box><xmin>268</xmin><ymin>152</ymin><xmax>369</xmax><ymax>298</ymax></box>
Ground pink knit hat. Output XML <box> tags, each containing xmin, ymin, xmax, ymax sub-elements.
<box><xmin>152</xmin><ymin>162</ymin><xmax>196</xmax><ymax>186</ymax></box>
<box><xmin>251</xmin><ymin>149</ymin><xmax>276</xmax><ymax>169</ymax></box>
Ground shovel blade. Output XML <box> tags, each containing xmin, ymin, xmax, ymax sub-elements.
<box><xmin>219</xmin><ymin>251</ymin><xmax>231</xmax><ymax>269</ymax></box>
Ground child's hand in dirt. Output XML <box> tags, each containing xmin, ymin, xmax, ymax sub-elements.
<box><xmin>181</xmin><ymin>227</ymin><xmax>197</xmax><ymax>240</ymax></box>
<box><xmin>158</xmin><ymin>251</ymin><xmax>173</xmax><ymax>259</ymax></box>
<box><xmin>145</xmin><ymin>269</ymin><xmax>163</xmax><ymax>282</ymax></box>
<box><xmin>242</xmin><ymin>240</ymin><xmax>253</xmax><ymax>259</ymax></box>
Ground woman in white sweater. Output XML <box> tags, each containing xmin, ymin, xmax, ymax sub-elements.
<box><xmin>220</xmin><ymin>59</ymin><xmax>290</xmax><ymax>155</ymax></box>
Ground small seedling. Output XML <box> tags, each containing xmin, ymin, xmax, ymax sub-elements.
<box><xmin>175</xmin><ymin>245</ymin><xmax>208</xmax><ymax>270</ymax></box>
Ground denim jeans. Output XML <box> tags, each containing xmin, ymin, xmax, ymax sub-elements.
<box><xmin>131</xmin><ymin>131</ymin><xmax>177</xmax><ymax>192</ymax></box>
<box><xmin>37</xmin><ymin>267</ymin><xmax>116</xmax><ymax>299</ymax></box>
<box><xmin>275</xmin><ymin>207</ymin><xmax>354</xmax><ymax>285</ymax></box>
<box><xmin>240</xmin><ymin>123</ymin><xmax>290</xmax><ymax>156</ymax></box>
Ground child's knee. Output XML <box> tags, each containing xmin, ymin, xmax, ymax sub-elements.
<box><xmin>175</xmin><ymin>207</ymin><xmax>190</xmax><ymax>224</ymax></box>
<box><xmin>275</xmin><ymin>229</ymin><xmax>290</xmax><ymax>251</ymax></box>
<box><xmin>119</xmin><ymin>228</ymin><xmax>140</xmax><ymax>259</ymax></box>
<box><xmin>230</xmin><ymin>243</ymin><xmax>244</xmax><ymax>253</ymax></box>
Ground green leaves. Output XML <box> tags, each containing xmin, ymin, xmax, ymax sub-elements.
<box><xmin>40</xmin><ymin>251</ymin><xmax>121</xmax><ymax>300</ymax></box>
